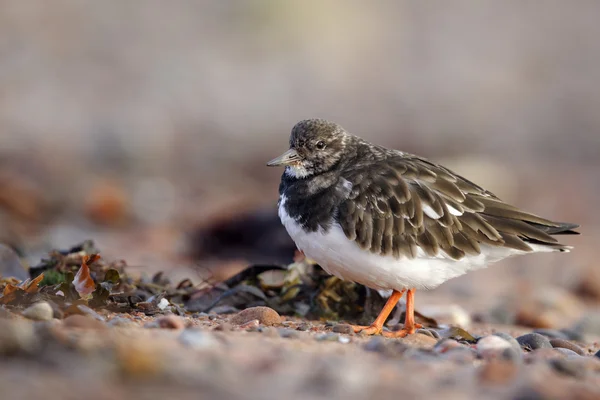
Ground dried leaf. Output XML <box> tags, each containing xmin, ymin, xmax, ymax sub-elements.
<box><xmin>73</xmin><ymin>255</ymin><xmax>98</xmax><ymax>299</ymax></box>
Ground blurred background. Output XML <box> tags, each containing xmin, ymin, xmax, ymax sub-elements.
<box><xmin>0</xmin><ymin>0</ymin><xmax>598</xmax><ymax>311</ymax></box>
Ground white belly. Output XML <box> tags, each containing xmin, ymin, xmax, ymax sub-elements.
<box><xmin>278</xmin><ymin>195</ymin><xmax>538</xmax><ymax>290</ymax></box>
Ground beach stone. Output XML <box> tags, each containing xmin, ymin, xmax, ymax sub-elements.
<box><xmin>553</xmin><ymin>348</ymin><xmax>580</xmax><ymax>357</ymax></box>
<box><xmin>400</xmin><ymin>332</ymin><xmax>437</xmax><ymax>349</ymax></box>
<box><xmin>22</xmin><ymin>302</ymin><xmax>54</xmax><ymax>321</ymax></box>
<box><xmin>525</xmin><ymin>348</ymin><xmax>568</xmax><ymax>363</ymax></box>
<box><xmin>549</xmin><ymin>358</ymin><xmax>588</xmax><ymax>379</ymax></box>
<box><xmin>0</xmin><ymin>318</ymin><xmax>38</xmax><ymax>355</ymax></box>
<box><xmin>278</xmin><ymin>328</ymin><xmax>300</xmax><ymax>339</ymax></box>
<box><xmin>533</xmin><ymin>329</ymin><xmax>569</xmax><ymax>340</ymax></box>
<box><xmin>477</xmin><ymin>335</ymin><xmax>512</xmax><ymax>359</ymax></box>
<box><xmin>434</xmin><ymin>338</ymin><xmax>464</xmax><ymax>353</ymax></box>
<box><xmin>442</xmin><ymin>347</ymin><xmax>477</xmax><ymax>364</ymax></box>
<box><xmin>478</xmin><ymin>360</ymin><xmax>519</xmax><ymax>385</ymax></box>
<box><xmin>230</xmin><ymin>306</ymin><xmax>281</xmax><ymax>327</ymax></box>
<box><xmin>179</xmin><ymin>329</ymin><xmax>219</xmax><ymax>350</ymax></box>
<box><xmin>418</xmin><ymin>304</ymin><xmax>472</xmax><ymax>329</ymax></box>
<box><xmin>516</xmin><ymin>333</ymin><xmax>552</xmax><ymax>350</ymax></box>
<box><xmin>492</xmin><ymin>332</ymin><xmax>522</xmax><ymax>354</ymax></box>
<box><xmin>63</xmin><ymin>314</ymin><xmax>108</xmax><ymax>330</ymax></box>
<box><xmin>156</xmin><ymin>315</ymin><xmax>185</xmax><ymax>329</ymax></box>
<box><xmin>332</xmin><ymin>324</ymin><xmax>354</xmax><ymax>334</ymax></box>
<box><xmin>549</xmin><ymin>339</ymin><xmax>585</xmax><ymax>355</ymax></box>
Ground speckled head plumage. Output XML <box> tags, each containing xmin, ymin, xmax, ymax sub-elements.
<box><xmin>267</xmin><ymin>119</ymin><xmax>349</xmax><ymax>178</ymax></box>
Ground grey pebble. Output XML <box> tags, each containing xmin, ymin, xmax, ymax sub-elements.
<box><xmin>549</xmin><ymin>338</ymin><xmax>585</xmax><ymax>356</ymax></box>
<box><xmin>278</xmin><ymin>328</ymin><xmax>300</xmax><ymax>339</ymax></box>
<box><xmin>296</xmin><ymin>322</ymin><xmax>311</xmax><ymax>331</ymax></box>
<box><xmin>595</xmin><ymin>349</ymin><xmax>600</xmax><ymax>359</ymax></box>
<box><xmin>108</xmin><ymin>317</ymin><xmax>138</xmax><ymax>328</ymax></box>
<box><xmin>516</xmin><ymin>333</ymin><xmax>552</xmax><ymax>351</ymax></box>
<box><xmin>553</xmin><ymin>348</ymin><xmax>581</xmax><ymax>357</ymax></box>
<box><xmin>332</xmin><ymin>324</ymin><xmax>354</xmax><ymax>334</ymax></box>
<box><xmin>22</xmin><ymin>302</ymin><xmax>54</xmax><ymax>321</ymax></box>
<box><xmin>179</xmin><ymin>329</ymin><xmax>219</xmax><ymax>350</ymax></box>
<box><xmin>549</xmin><ymin>358</ymin><xmax>588</xmax><ymax>379</ymax></box>
<box><xmin>442</xmin><ymin>347</ymin><xmax>477</xmax><ymax>364</ymax></box>
<box><xmin>416</xmin><ymin>328</ymin><xmax>438</xmax><ymax>339</ymax></box>
<box><xmin>493</xmin><ymin>332</ymin><xmax>522</xmax><ymax>354</ymax></box>
<box><xmin>533</xmin><ymin>329</ymin><xmax>569</xmax><ymax>340</ymax></box>
<box><xmin>315</xmin><ymin>333</ymin><xmax>340</xmax><ymax>342</ymax></box>
<box><xmin>364</xmin><ymin>337</ymin><xmax>409</xmax><ymax>358</ymax></box>
<box><xmin>501</xmin><ymin>347</ymin><xmax>523</xmax><ymax>363</ymax></box>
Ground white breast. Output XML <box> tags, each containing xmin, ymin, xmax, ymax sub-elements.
<box><xmin>278</xmin><ymin>195</ymin><xmax>546</xmax><ymax>290</ymax></box>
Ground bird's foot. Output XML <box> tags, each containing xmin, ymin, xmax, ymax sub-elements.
<box><xmin>382</xmin><ymin>323</ymin><xmax>423</xmax><ymax>338</ymax></box>
<box><xmin>352</xmin><ymin>324</ymin><xmax>383</xmax><ymax>335</ymax></box>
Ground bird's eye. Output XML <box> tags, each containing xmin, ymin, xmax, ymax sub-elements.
<box><xmin>316</xmin><ymin>141</ymin><xmax>326</xmax><ymax>150</ymax></box>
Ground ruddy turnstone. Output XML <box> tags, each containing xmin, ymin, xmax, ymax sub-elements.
<box><xmin>267</xmin><ymin>119</ymin><xmax>579</xmax><ymax>337</ymax></box>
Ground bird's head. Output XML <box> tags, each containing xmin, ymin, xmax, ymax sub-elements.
<box><xmin>267</xmin><ymin>119</ymin><xmax>348</xmax><ymax>178</ymax></box>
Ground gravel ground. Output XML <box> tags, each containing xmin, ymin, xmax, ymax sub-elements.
<box><xmin>2</xmin><ymin>306</ymin><xmax>600</xmax><ymax>400</ymax></box>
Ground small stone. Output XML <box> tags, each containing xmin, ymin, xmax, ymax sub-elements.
<box><xmin>108</xmin><ymin>317</ymin><xmax>138</xmax><ymax>328</ymax></box>
<box><xmin>156</xmin><ymin>315</ymin><xmax>185</xmax><ymax>330</ymax></box>
<box><xmin>434</xmin><ymin>338</ymin><xmax>464</xmax><ymax>353</ymax></box>
<box><xmin>525</xmin><ymin>348</ymin><xmax>567</xmax><ymax>363</ymax></box>
<box><xmin>315</xmin><ymin>333</ymin><xmax>340</xmax><ymax>342</ymax></box>
<box><xmin>0</xmin><ymin>318</ymin><xmax>38</xmax><ymax>355</ymax></box>
<box><xmin>477</xmin><ymin>335</ymin><xmax>512</xmax><ymax>359</ymax></box>
<box><xmin>549</xmin><ymin>339</ymin><xmax>585</xmax><ymax>356</ymax></box>
<box><xmin>229</xmin><ymin>306</ymin><xmax>281</xmax><ymax>327</ymax></box>
<box><xmin>157</xmin><ymin>298</ymin><xmax>170</xmax><ymax>310</ymax></box>
<box><xmin>400</xmin><ymin>332</ymin><xmax>437</xmax><ymax>349</ymax></box>
<box><xmin>179</xmin><ymin>329</ymin><xmax>219</xmax><ymax>350</ymax></box>
<box><xmin>516</xmin><ymin>333</ymin><xmax>552</xmax><ymax>351</ymax></box>
<box><xmin>332</xmin><ymin>324</ymin><xmax>354</xmax><ymax>334</ymax></box>
<box><xmin>418</xmin><ymin>304</ymin><xmax>472</xmax><ymax>329</ymax></box>
<box><xmin>64</xmin><ymin>315</ymin><xmax>107</xmax><ymax>330</ymax></box>
<box><xmin>214</xmin><ymin>322</ymin><xmax>233</xmax><ymax>331</ymax></box>
<box><xmin>533</xmin><ymin>329</ymin><xmax>569</xmax><ymax>340</ymax></box>
<box><xmin>296</xmin><ymin>322</ymin><xmax>311</xmax><ymax>331</ymax></box>
<box><xmin>549</xmin><ymin>358</ymin><xmax>588</xmax><ymax>379</ymax></box>
<box><xmin>338</xmin><ymin>336</ymin><xmax>351</xmax><ymax>344</ymax></box>
<box><xmin>239</xmin><ymin>319</ymin><xmax>260</xmax><ymax>330</ymax></box>
<box><xmin>478</xmin><ymin>360</ymin><xmax>519</xmax><ymax>385</ymax></box>
<box><xmin>595</xmin><ymin>349</ymin><xmax>600</xmax><ymax>359</ymax></box>
<box><xmin>22</xmin><ymin>302</ymin><xmax>54</xmax><ymax>321</ymax></box>
<box><xmin>442</xmin><ymin>347</ymin><xmax>477</xmax><ymax>364</ymax></box>
<box><xmin>278</xmin><ymin>328</ymin><xmax>300</xmax><ymax>339</ymax></box>
<box><xmin>553</xmin><ymin>348</ymin><xmax>580</xmax><ymax>357</ymax></box>
<box><xmin>492</xmin><ymin>332</ymin><xmax>522</xmax><ymax>354</ymax></box>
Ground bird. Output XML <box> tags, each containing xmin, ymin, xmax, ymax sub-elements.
<box><xmin>267</xmin><ymin>119</ymin><xmax>579</xmax><ymax>338</ymax></box>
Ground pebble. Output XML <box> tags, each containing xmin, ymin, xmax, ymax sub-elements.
<box><xmin>478</xmin><ymin>360</ymin><xmax>519</xmax><ymax>385</ymax></box>
<box><xmin>549</xmin><ymin>339</ymin><xmax>585</xmax><ymax>356</ymax></box>
<box><xmin>418</xmin><ymin>304</ymin><xmax>472</xmax><ymax>329</ymax></box>
<box><xmin>549</xmin><ymin>358</ymin><xmax>588</xmax><ymax>379</ymax></box>
<box><xmin>108</xmin><ymin>317</ymin><xmax>138</xmax><ymax>328</ymax></box>
<box><xmin>516</xmin><ymin>333</ymin><xmax>552</xmax><ymax>351</ymax></box>
<box><xmin>476</xmin><ymin>335</ymin><xmax>512</xmax><ymax>359</ymax></box>
<box><xmin>214</xmin><ymin>322</ymin><xmax>233</xmax><ymax>331</ymax></box>
<box><xmin>64</xmin><ymin>315</ymin><xmax>108</xmax><ymax>330</ymax></box>
<box><xmin>434</xmin><ymin>338</ymin><xmax>464</xmax><ymax>353</ymax></box>
<box><xmin>533</xmin><ymin>329</ymin><xmax>569</xmax><ymax>340</ymax></box>
<box><xmin>179</xmin><ymin>329</ymin><xmax>219</xmax><ymax>350</ymax></box>
<box><xmin>400</xmin><ymin>332</ymin><xmax>438</xmax><ymax>349</ymax></box>
<box><xmin>239</xmin><ymin>319</ymin><xmax>260</xmax><ymax>330</ymax></box>
<box><xmin>0</xmin><ymin>318</ymin><xmax>38</xmax><ymax>355</ymax></box>
<box><xmin>595</xmin><ymin>349</ymin><xmax>600</xmax><ymax>359</ymax></box>
<box><xmin>442</xmin><ymin>347</ymin><xmax>477</xmax><ymax>364</ymax></box>
<box><xmin>553</xmin><ymin>348</ymin><xmax>581</xmax><ymax>357</ymax></box>
<box><xmin>492</xmin><ymin>332</ymin><xmax>522</xmax><ymax>354</ymax></box>
<box><xmin>278</xmin><ymin>328</ymin><xmax>300</xmax><ymax>339</ymax></box>
<box><xmin>315</xmin><ymin>333</ymin><xmax>340</xmax><ymax>342</ymax></box>
<box><xmin>156</xmin><ymin>315</ymin><xmax>185</xmax><ymax>330</ymax></box>
<box><xmin>332</xmin><ymin>324</ymin><xmax>354</xmax><ymax>334</ymax></box>
<box><xmin>525</xmin><ymin>348</ymin><xmax>568</xmax><ymax>363</ymax></box>
<box><xmin>296</xmin><ymin>322</ymin><xmax>311</xmax><ymax>331</ymax></box>
<box><xmin>22</xmin><ymin>302</ymin><xmax>54</xmax><ymax>321</ymax></box>
<box><xmin>229</xmin><ymin>306</ymin><xmax>281</xmax><ymax>327</ymax></box>
<box><xmin>364</xmin><ymin>337</ymin><xmax>409</xmax><ymax>358</ymax></box>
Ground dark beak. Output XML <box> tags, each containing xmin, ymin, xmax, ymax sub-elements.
<box><xmin>266</xmin><ymin>148</ymin><xmax>302</xmax><ymax>167</ymax></box>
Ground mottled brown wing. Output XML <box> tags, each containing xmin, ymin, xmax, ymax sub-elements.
<box><xmin>337</xmin><ymin>155</ymin><xmax>577</xmax><ymax>260</ymax></box>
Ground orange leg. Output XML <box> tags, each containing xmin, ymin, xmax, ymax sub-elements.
<box><xmin>382</xmin><ymin>288</ymin><xmax>422</xmax><ymax>338</ymax></box>
<box><xmin>352</xmin><ymin>289</ymin><xmax>405</xmax><ymax>335</ymax></box>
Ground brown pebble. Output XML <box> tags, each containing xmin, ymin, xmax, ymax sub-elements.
<box><xmin>230</xmin><ymin>306</ymin><xmax>281</xmax><ymax>327</ymax></box>
<box><xmin>156</xmin><ymin>315</ymin><xmax>185</xmax><ymax>330</ymax></box>
<box><xmin>332</xmin><ymin>324</ymin><xmax>354</xmax><ymax>334</ymax></box>
<box><xmin>214</xmin><ymin>322</ymin><xmax>233</xmax><ymax>331</ymax></box>
<box><xmin>549</xmin><ymin>339</ymin><xmax>585</xmax><ymax>356</ymax></box>
<box><xmin>479</xmin><ymin>360</ymin><xmax>519</xmax><ymax>385</ymax></box>
<box><xmin>400</xmin><ymin>332</ymin><xmax>438</xmax><ymax>349</ymax></box>
<box><xmin>239</xmin><ymin>319</ymin><xmax>260</xmax><ymax>330</ymax></box>
<box><xmin>63</xmin><ymin>315</ymin><xmax>107</xmax><ymax>331</ymax></box>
